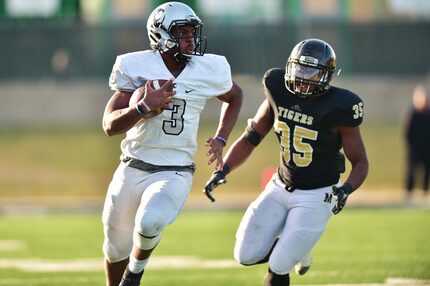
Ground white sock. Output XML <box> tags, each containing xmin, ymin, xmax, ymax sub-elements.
<box><xmin>128</xmin><ymin>254</ymin><xmax>149</xmax><ymax>274</ymax></box>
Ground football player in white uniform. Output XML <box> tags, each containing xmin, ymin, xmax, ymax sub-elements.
<box><xmin>204</xmin><ymin>39</ymin><xmax>368</xmax><ymax>286</ymax></box>
<box><xmin>102</xmin><ymin>2</ymin><xmax>243</xmax><ymax>286</ymax></box>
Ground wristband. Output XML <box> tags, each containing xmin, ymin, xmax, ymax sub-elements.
<box><xmin>342</xmin><ymin>182</ymin><xmax>353</xmax><ymax>195</ymax></box>
<box><xmin>222</xmin><ymin>164</ymin><xmax>230</xmax><ymax>175</ymax></box>
<box><xmin>214</xmin><ymin>135</ymin><xmax>227</xmax><ymax>146</ymax></box>
<box><xmin>135</xmin><ymin>103</ymin><xmax>146</xmax><ymax>116</ymax></box>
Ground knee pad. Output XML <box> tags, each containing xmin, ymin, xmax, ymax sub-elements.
<box><xmin>234</xmin><ymin>246</ymin><xmax>262</xmax><ymax>266</ymax></box>
<box><xmin>133</xmin><ymin>231</ymin><xmax>162</xmax><ymax>250</ymax></box>
<box><xmin>234</xmin><ymin>251</ymin><xmax>253</xmax><ymax>265</ymax></box>
<box><xmin>134</xmin><ymin>208</ymin><xmax>165</xmax><ymax>250</ymax></box>
<box><xmin>103</xmin><ymin>239</ymin><xmax>131</xmax><ymax>263</ymax></box>
<box><xmin>136</xmin><ymin>209</ymin><xmax>165</xmax><ymax>237</ymax></box>
<box><xmin>235</xmin><ymin>238</ymin><xmax>278</xmax><ymax>266</ymax></box>
<box><xmin>269</xmin><ymin>229</ymin><xmax>320</xmax><ymax>274</ymax></box>
<box><xmin>103</xmin><ymin>226</ymin><xmax>133</xmax><ymax>263</ymax></box>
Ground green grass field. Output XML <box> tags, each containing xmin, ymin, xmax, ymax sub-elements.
<box><xmin>0</xmin><ymin>121</ymin><xmax>428</xmax><ymax>285</ymax></box>
<box><xmin>0</xmin><ymin>209</ymin><xmax>429</xmax><ymax>285</ymax></box>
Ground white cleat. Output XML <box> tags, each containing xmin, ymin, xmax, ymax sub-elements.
<box><xmin>295</xmin><ymin>256</ymin><xmax>312</xmax><ymax>276</ymax></box>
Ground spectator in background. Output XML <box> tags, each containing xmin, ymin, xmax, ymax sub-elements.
<box><xmin>404</xmin><ymin>84</ymin><xmax>430</xmax><ymax>202</ymax></box>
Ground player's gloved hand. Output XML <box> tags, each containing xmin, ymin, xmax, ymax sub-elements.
<box><xmin>203</xmin><ymin>166</ymin><xmax>230</xmax><ymax>203</ymax></box>
<box><xmin>332</xmin><ymin>183</ymin><xmax>353</xmax><ymax>215</ymax></box>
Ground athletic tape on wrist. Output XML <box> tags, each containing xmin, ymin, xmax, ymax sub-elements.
<box><xmin>135</xmin><ymin>103</ymin><xmax>146</xmax><ymax>116</ymax></box>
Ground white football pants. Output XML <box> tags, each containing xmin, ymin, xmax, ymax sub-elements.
<box><xmin>102</xmin><ymin>162</ymin><xmax>192</xmax><ymax>262</ymax></box>
<box><xmin>234</xmin><ymin>172</ymin><xmax>336</xmax><ymax>275</ymax></box>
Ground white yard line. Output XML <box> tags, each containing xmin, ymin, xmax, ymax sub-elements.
<box><xmin>0</xmin><ymin>256</ymin><xmax>240</xmax><ymax>272</ymax></box>
<box><xmin>0</xmin><ymin>257</ymin><xmax>428</xmax><ymax>285</ymax></box>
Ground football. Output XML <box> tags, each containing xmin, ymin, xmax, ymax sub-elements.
<box><xmin>129</xmin><ymin>79</ymin><xmax>171</xmax><ymax>117</ymax></box>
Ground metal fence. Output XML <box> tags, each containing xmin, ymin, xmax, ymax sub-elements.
<box><xmin>0</xmin><ymin>20</ymin><xmax>429</xmax><ymax>80</ymax></box>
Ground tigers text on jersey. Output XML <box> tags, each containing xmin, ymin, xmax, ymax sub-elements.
<box><xmin>109</xmin><ymin>50</ymin><xmax>233</xmax><ymax>166</ymax></box>
<box><xmin>263</xmin><ymin>68</ymin><xmax>364</xmax><ymax>189</ymax></box>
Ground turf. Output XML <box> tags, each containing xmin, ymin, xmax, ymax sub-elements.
<box><xmin>0</xmin><ymin>209</ymin><xmax>429</xmax><ymax>285</ymax></box>
<box><xmin>0</xmin><ymin>122</ymin><xmax>424</xmax><ymax>285</ymax></box>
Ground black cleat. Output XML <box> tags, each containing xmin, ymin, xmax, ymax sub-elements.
<box><xmin>119</xmin><ymin>268</ymin><xmax>144</xmax><ymax>286</ymax></box>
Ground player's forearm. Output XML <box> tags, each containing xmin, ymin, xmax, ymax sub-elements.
<box><xmin>223</xmin><ymin>137</ymin><xmax>255</xmax><ymax>173</ymax></box>
<box><xmin>215</xmin><ymin>92</ymin><xmax>243</xmax><ymax>141</ymax></box>
<box><xmin>345</xmin><ymin>158</ymin><xmax>369</xmax><ymax>192</ymax></box>
<box><xmin>103</xmin><ymin>107</ymin><xmax>141</xmax><ymax>136</ymax></box>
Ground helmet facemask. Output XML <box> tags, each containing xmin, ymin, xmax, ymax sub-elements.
<box><xmin>285</xmin><ymin>57</ymin><xmax>332</xmax><ymax>99</ymax></box>
<box><xmin>168</xmin><ymin>21</ymin><xmax>207</xmax><ymax>64</ymax></box>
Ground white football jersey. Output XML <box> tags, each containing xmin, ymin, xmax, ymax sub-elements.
<box><xmin>108</xmin><ymin>50</ymin><xmax>233</xmax><ymax>166</ymax></box>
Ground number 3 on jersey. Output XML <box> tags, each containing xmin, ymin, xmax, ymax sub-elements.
<box><xmin>163</xmin><ymin>99</ymin><xmax>186</xmax><ymax>135</ymax></box>
<box><xmin>274</xmin><ymin>120</ymin><xmax>318</xmax><ymax>167</ymax></box>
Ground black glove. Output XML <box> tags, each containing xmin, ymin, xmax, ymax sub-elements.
<box><xmin>332</xmin><ymin>183</ymin><xmax>353</xmax><ymax>215</ymax></box>
<box><xmin>203</xmin><ymin>166</ymin><xmax>229</xmax><ymax>202</ymax></box>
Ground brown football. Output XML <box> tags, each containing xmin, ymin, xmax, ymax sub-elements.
<box><xmin>151</xmin><ymin>79</ymin><xmax>172</xmax><ymax>91</ymax></box>
<box><xmin>129</xmin><ymin>79</ymin><xmax>171</xmax><ymax>117</ymax></box>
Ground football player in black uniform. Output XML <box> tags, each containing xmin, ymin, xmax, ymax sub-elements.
<box><xmin>204</xmin><ymin>38</ymin><xmax>368</xmax><ymax>286</ymax></box>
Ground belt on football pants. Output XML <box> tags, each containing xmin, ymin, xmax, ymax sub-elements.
<box><xmin>121</xmin><ymin>155</ymin><xmax>196</xmax><ymax>174</ymax></box>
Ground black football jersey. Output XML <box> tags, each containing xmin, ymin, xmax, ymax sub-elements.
<box><xmin>263</xmin><ymin>68</ymin><xmax>364</xmax><ymax>189</ymax></box>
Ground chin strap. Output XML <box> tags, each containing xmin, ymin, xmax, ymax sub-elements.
<box><xmin>173</xmin><ymin>51</ymin><xmax>191</xmax><ymax>64</ymax></box>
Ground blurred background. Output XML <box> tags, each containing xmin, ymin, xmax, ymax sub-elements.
<box><xmin>0</xmin><ymin>0</ymin><xmax>430</xmax><ymax>212</ymax></box>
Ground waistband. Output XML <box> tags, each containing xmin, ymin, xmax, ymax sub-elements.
<box><xmin>121</xmin><ymin>155</ymin><xmax>196</xmax><ymax>174</ymax></box>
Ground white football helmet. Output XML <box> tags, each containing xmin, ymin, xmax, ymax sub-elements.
<box><xmin>147</xmin><ymin>2</ymin><xmax>207</xmax><ymax>63</ymax></box>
